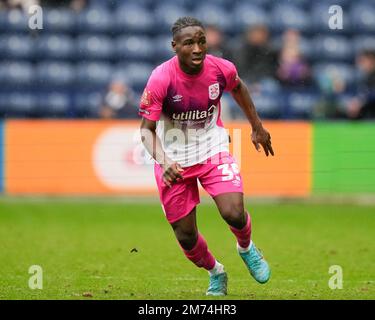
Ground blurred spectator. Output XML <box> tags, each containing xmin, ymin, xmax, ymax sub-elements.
<box><xmin>313</xmin><ymin>68</ymin><xmax>347</xmax><ymax>119</ymax></box>
<box><xmin>99</xmin><ymin>79</ymin><xmax>138</xmax><ymax>119</ymax></box>
<box><xmin>346</xmin><ymin>50</ymin><xmax>375</xmax><ymax>119</ymax></box>
<box><xmin>231</xmin><ymin>25</ymin><xmax>278</xmax><ymax>84</ymax></box>
<box><xmin>205</xmin><ymin>24</ymin><xmax>231</xmax><ymax>60</ymax></box>
<box><xmin>0</xmin><ymin>0</ymin><xmax>39</xmax><ymax>11</ymax></box>
<box><xmin>276</xmin><ymin>29</ymin><xmax>311</xmax><ymax>87</ymax></box>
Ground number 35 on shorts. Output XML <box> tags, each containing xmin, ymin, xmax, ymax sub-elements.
<box><xmin>217</xmin><ymin>163</ymin><xmax>241</xmax><ymax>182</ymax></box>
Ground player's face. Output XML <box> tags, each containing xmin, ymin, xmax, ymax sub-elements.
<box><xmin>172</xmin><ymin>26</ymin><xmax>207</xmax><ymax>74</ymax></box>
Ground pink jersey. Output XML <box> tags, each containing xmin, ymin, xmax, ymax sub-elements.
<box><xmin>139</xmin><ymin>54</ymin><xmax>240</xmax><ymax>167</ymax></box>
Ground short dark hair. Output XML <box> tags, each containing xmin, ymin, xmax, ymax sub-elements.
<box><xmin>171</xmin><ymin>17</ymin><xmax>204</xmax><ymax>38</ymax></box>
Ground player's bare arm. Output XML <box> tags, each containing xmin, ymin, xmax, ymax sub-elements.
<box><xmin>231</xmin><ymin>78</ymin><xmax>274</xmax><ymax>157</ymax></box>
<box><xmin>140</xmin><ymin>118</ymin><xmax>184</xmax><ymax>187</ymax></box>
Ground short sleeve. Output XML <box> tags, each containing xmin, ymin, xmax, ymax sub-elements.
<box><xmin>138</xmin><ymin>67</ymin><xmax>168</xmax><ymax>121</ymax></box>
<box><xmin>218</xmin><ymin>58</ymin><xmax>240</xmax><ymax>92</ymax></box>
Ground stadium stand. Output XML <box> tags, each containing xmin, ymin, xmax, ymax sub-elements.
<box><xmin>0</xmin><ymin>0</ymin><xmax>374</xmax><ymax>119</ymax></box>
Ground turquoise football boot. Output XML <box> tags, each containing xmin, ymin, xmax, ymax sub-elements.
<box><xmin>206</xmin><ymin>272</ymin><xmax>228</xmax><ymax>296</ymax></box>
<box><xmin>238</xmin><ymin>242</ymin><xmax>270</xmax><ymax>284</ymax></box>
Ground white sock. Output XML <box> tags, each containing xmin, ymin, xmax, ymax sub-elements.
<box><xmin>237</xmin><ymin>240</ymin><xmax>253</xmax><ymax>253</ymax></box>
<box><xmin>208</xmin><ymin>261</ymin><xmax>225</xmax><ymax>276</ymax></box>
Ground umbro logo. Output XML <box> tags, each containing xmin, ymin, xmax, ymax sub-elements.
<box><xmin>232</xmin><ymin>179</ymin><xmax>241</xmax><ymax>187</ymax></box>
<box><xmin>173</xmin><ymin>95</ymin><xmax>183</xmax><ymax>102</ymax></box>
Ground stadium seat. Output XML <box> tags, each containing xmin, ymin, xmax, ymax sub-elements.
<box><xmin>37</xmin><ymin>35</ymin><xmax>75</xmax><ymax>60</ymax></box>
<box><xmin>154</xmin><ymin>3</ymin><xmax>191</xmax><ymax>33</ymax></box>
<box><xmin>0</xmin><ymin>35</ymin><xmax>36</xmax><ymax>60</ymax></box>
<box><xmin>190</xmin><ymin>0</ymin><xmax>233</xmax><ymax>10</ymax></box>
<box><xmin>0</xmin><ymin>9</ymin><xmax>28</xmax><ymax>33</ymax></box>
<box><xmin>37</xmin><ymin>92</ymin><xmax>71</xmax><ymax>117</ymax></box>
<box><xmin>231</xmin><ymin>4</ymin><xmax>268</xmax><ymax>32</ymax></box>
<box><xmin>312</xmin><ymin>0</ymin><xmax>351</xmax><ymax>11</ymax></box>
<box><xmin>116</xmin><ymin>0</ymin><xmax>156</xmax><ymax>10</ymax></box>
<box><xmin>353</xmin><ymin>36</ymin><xmax>375</xmax><ymax>54</ymax></box>
<box><xmin>0</xmin><ymin>93</ymin><xmax>7</xmax><ymax>115</ymax></box>
<box><xmin>36</xmin><ymin>62</ymin><xmax>76</xmax><ymax>88</ymax></box>
<box><xmin>73</xmin><ymin>91</ymin><xmax>103</xmax><ymax>117</ymax></box>
<box><xmin>77</xmin><ymin>62</ymin><xmax>113</xmax><ymax>88</ymax></box>
<box><xmin>115</xmin><ymin>63</ymin><xmax>154</xmax><ymax>91</ymax></box>
<box><xmin>88</xmin><ymin>0</ymin><xmax>111</xmax><ymax>9</ymax></box>
<box><xmin>165</xmin><ymin>0</ymin><xmax>200</xmax><ymax>10</ymax></box>
<box><xmin>77</xmin><ymin>35</ymin><xmax>114</xmax><ymax>61</ymax></box>
<box><xmin>0</xmin><ymin>12</ymin><xmax>5</xmax><ymax>32</ymax></box>
<box><xmin>116</xmin><ymin>35</ymin><xmax>154</xmax><ymax>63</ymax></box>
<box><xmin>235</xmin><ymin>0</ymin><xmax>269</xmax><ymax>8</ymax></box>
<box><xmin>287</xmin><ymin>91</ymin><xmax>320</xmax><ymax>119</ymax></box>
<box><xmin>44</xmin><ymin>9</ymin><xmax>76</xmax><ymax>33</ymax></box>
<box><xmin>115</xmin><ymin>4</ymin><xmax>155</xmax><ymax>35</ymax></box>
<box><xmin>153</xmin><ymin>36</ymin><xmax>174</xmax><ymax>64</ymax></box>
<box><xmin>193</xmin><ymin>4</ymin><xmax>231</xmax><ymax>33</ymax></box>
<box><xmin>0</xmin><ymin>92</ymin><xmax>37</xmax><ymax>117</ymax></box>
<box><xmin>77</xmin><ymin>8</ymin><xmax>113</xmax><ymax>33</ymax></box>
<box><xmin>271</xmin><ymin>4</ymin><xmax>312</xmax><ymax>33</ymax></box>
<box><xmin>277</xmin><ymin>0</ymin><xmax>310</xmax><ymax>9</ymax></box>
<box><xmin>0</xmin><ymin>62</ymin><xmax>34</xmax><ymax>87</ymax></box>
<box><xmin>313</xmin><ymin>36</ymin><xmax>353</xmax><ymax>62</ymax></box>
<box><xmin>247</xmin><ymin>92</ymin><xmax>282</xmax><ymax>119</ymax></box>
<box><xmin>351</xmin><ymin>3</ymin><xmax>375</xmax><ymax>33</ymax></box>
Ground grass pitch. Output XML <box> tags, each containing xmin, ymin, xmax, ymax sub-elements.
<box><xmin>0</xmin><ymin>198</ymin><xmax>374</xmax><ymax>300</ymax></box>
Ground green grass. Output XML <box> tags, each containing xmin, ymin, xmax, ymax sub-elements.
<box><xmin>0</xmin><ymin>198</ymin><xmax>374</xmax><ymax>300</ymax></box>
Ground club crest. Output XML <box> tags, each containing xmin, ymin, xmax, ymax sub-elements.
<box><xmin>208</xmin><ymin>83</ymin><xmax>220</xmax><ymax>100</ymax></box>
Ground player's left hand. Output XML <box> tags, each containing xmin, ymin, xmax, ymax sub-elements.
<box><xmin>251</xmin><ymin>125</ymin><xmax>274</xmax><ymax>157</ymax></box>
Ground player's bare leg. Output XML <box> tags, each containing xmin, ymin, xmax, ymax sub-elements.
<box><xmin>171</xmin><ymin>207</ymin><xmax>228</xmax><ymax>296</ymax></box>
<box><xmin>214</xmin><ymin>192</ymin><xmax>271</xmax><ymax>284</ymax></box>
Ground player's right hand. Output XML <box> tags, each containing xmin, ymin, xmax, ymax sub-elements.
<box><xmin>161</xmin><ymin>162</ymin><xmax>184</xmax><ymax>188</ymax></box>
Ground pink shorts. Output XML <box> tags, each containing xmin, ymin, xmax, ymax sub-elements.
<box><xmin>154</xmin><ymin>152</ymin><xmax>243</xmax><ymax>224</ymax></box>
